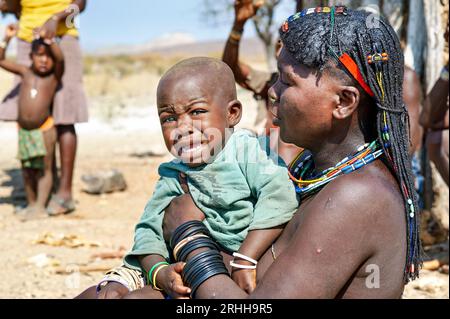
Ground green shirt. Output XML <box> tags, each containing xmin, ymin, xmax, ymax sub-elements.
<box><xmin>124</xmin><ymin>130</ymin><xmax>299</xmax><ymax>269</ymax></box>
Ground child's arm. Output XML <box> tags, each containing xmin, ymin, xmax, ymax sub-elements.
<box><xmin>231</xmin><ymin>228</ymin><xmax>284</xmax><ymax>293</ymax></box>
<box><xmin>0</xmin><ymin>24</ymin><xmax>27</xmax><ymax>76</ymax></box>
<box><xmin>236</xmin><ymin>228</ymin><xmax>283</xmax><ymax>263</ymax></box>
<box><xmin>48</xmin><ymin>40</ymin><xmax>65</xmax><ymax>82</ymax></box>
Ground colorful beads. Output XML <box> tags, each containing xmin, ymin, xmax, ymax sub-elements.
<box><xmin>368</xmin><ymin>52</ymin><xmax>389</xmax><ymax>64</ymax></box>
<box><xmin>282</xmin><ymin>6</ymin><xmax>348</xmax><ymax>33</ymax></box>
<box><xmin>290</xmin><ymin>141</ymin><xmax>384</xmax><ymax>200</ymax></box>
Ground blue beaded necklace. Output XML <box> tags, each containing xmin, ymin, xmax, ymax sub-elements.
<box><xmin>289</xmin><ymin>140</ymin><xmax>384</xmax><ymax>200</ymax></box>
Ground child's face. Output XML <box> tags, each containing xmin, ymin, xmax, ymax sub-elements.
<box><xmin>31</xmin><ymin>45</ymin><xmax>54</xmax><ymax>76</ymax></box>
<box><xmin>157</xmin><ymin>76</ymin><xmax>241</xmax><ymax>167</ymax></box>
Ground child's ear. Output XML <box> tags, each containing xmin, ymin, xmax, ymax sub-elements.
<box><xmin>227</xmin><ymin>99</ymin><xmax>242</xmax><ymax>127</ymax></box>
<box><xmin>332</xmin><ymin>86</ymin><xmax>360</xmax><ymax>120</ymax></box>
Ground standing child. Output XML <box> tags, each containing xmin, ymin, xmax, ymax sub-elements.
<box><xmin>0</xmin><ymin>24</ymin><xmax>64</xmax><ymax>219</ymax></box>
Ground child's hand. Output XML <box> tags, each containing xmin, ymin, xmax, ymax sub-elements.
<box><xmin>157</xmin><ymin>262</ymin><xmax>191</xmax><ymax>299</ymax></box>
<box><xmin>5</xmin><ymin>24</ymin><xmax>18</xmax><ymax>40</ymax></box>
<box><xmin>231</xmin><ymin>268</ymin><xmax>257</xmax><ymax>294</ymax></box>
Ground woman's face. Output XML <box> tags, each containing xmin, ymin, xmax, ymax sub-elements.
<box><xmin>268</xmin><ymin>48</ymin><xmax>338</xmax><ymax>149</ymax></box>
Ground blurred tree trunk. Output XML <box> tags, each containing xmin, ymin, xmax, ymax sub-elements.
<box><xmin>252</xmin><ymin>0</ymin><xmax>282</xmax><ymax>70</ymax></box>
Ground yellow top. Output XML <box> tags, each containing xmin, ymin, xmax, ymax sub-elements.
<box><xmin>18</xmin><ymin>0</ymin><xmax>79</xmax><ymax>43</ymax></box>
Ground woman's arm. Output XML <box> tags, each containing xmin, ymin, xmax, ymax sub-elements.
<box><xmin>420</xmin><ymin>66</ymin><xmax>449</xmax><ymax>131</ymax></box>
<box><xmin>35</xmin><ymin>0</ymin><xmax>87</xmax><ymax>41</ymax></box>
<box><xmin>0</xmin><ymin>24</ymin><xmax>27</xmax><ymax>76</ymax></box>
<box><xmin>0</xmin><ymin>0</ymin><xmax>21</xmax><ymax>18</ymax></box>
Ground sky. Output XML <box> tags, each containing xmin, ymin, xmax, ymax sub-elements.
<box><xmin>1</xmin><ymin>0</ymin><xmax>296</xmax><ymax>53</ymax></box>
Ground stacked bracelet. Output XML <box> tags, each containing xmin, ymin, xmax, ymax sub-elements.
<box><xmin>170</xmin><ymin>220</ymin><xmax>210</xmax><ymax>250</ymax></box>
<box><xmin>230</xmin><ymin>252</ymin><xmax>258</xmax><ymax>270</ymax></box>
<box><xmin>170</xmin><ymin>220</ymin><xmax>230</xmax><ymax>298</ymax></box>
<box><xmin>182</xmin><ymin>249</ymin><xmax>229</xmax><ymax>298</ymax></box>
<box><xmin>229</xmin><ymin>28</ymin><xmax>243</xmax><ymax>44</ymax></box>
<box><xmin>177</xmin><ymin>236</ymin><xmax>221</xmax><ymax>262</ymax></box>
<box><xmin>152</xmin><ymin>264</ymin><xmax>169</xmax><ymax>291</ymax></box>
<box><xmin>148</xmin><ymin>261</ymin><xmax>169</xmax><ymax>290</ymax></box>
<box><xmin>173</xmin><ymin>234</ymin><xmax>210</xmax><ymax>260</ymax></box>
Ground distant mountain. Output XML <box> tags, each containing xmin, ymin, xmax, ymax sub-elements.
<box><xmin>91</xmin><ymin>33</ymin><xmax>266</xmax><ymax>59</ymax></box>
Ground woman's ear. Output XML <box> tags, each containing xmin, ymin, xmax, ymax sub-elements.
<box><xmin>332</xmin><ymin>86</ymin><xmax>360</xmax><ymax>120</ymax></box>
<box><xmin>227</xmin><ymin>99</ymin><xmax>242</xmax><ymax>127</ymax></box>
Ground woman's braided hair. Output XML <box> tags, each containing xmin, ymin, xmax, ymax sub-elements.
<box><xmin>280</xmin><ymin>7</ymin><xmax>421</xmax><ymax>282</ymax></box>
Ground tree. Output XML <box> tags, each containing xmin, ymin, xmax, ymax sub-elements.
<box><xmin>203</xmin><ymin>0</ymin><xmax>283</xmax><ymax>69</ymax></box>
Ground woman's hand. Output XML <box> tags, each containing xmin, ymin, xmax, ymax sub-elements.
<box><xmin>33</xmin><ymin>16</ymin><xmax>58</xmax><ymax>42</ymax></box>
<box><xmin>234</xmin><ymin>0</ymin><xmax>264</xmax><ymax>26</ymax></box>
<box><xmin>5</xmin><ymin>23</ymin><xmax>18</xmax><ymax>40</ymax></box>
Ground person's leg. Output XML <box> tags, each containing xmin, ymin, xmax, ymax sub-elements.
<box><xmin>57</xmin><ymin>124</ymin><xmax>77</xmax><ymax>199</ymax></box>
<box><xmin>47</xmin><ymin>124</ymin><xmax>77</xmax><ymax>215</ymax></box>
<box><xmin>36</xmin><ymin>127</ymin><xmax>57</xmax><ymax>212</ymax></box>
<box><xmin>74</xmin><ymin>286</ymin><xmax>98</xmax><ymax>299</ymax></box>
<box><xmin>121</xmin><ymin>286</ymin><xmax>165</xmax><ymax>299</ymax></box>
<box><xmin>21</xmin><ymin>167</ymin><xmax>37</xmax><ymax>208</ymax></box>
<box><xmin>428</xmin><ymin>130</ymin><xmax>449</xmax><ymax>186</ymax></box>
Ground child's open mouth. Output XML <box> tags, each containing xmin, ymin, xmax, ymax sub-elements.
<box><xmin>175</xmin><ymin>139</ymin><xmax>210</xmax><ymax>161</ymax></box>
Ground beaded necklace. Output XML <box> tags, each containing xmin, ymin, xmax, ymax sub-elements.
<box><xmin>288</xmin><ymin>140</ymin><xmax>384</xmax><ymax>200</ymax></box>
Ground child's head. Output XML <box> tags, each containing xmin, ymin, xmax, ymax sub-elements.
<box><xmin>157</xmin><ymin>57</ymin><xmax>242</xmax><ymax>167</ymax></box>
<box><xmin>30</xmin><ymin>38</ymin><xmax>55</xmax><ymax>76</ymax></box>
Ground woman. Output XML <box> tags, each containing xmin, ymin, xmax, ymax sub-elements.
<box><xmin>0</xmin><ymin>0</ymin><xmax>88</xmax><ymax>216</ymax></box>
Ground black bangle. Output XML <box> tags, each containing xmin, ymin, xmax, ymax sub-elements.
<box><xmin>184</xmin><ymin>256</ymin><xmax>225</xmax><ymax>290</ymax></box>
<box><xmin>191</xmin><ymin>264</ymin><xmax>229</xmax><ymax>298</ymax></box>
<box><xmin>170</xmin><ymin>221</ymin><xmax>209</xmax><ymax>249</ymax></box>
<box><xmin>177</xmin><ymin>224</ymin><xmax>210</xmax><ymax>245</ymax></box>
<box><xmin>182</xmin><ymin>249</ymin><xmax>218</xmax><ymax>278</ymax></box>
<box><xmin>183</xmin><ymin>251</ymin><xmax>224</xmax><ymax>282</ymax></box>
<box><xmin>184</xmin><ymin>259</ymin><xmax>225</xmax><ymax>288</ymax></box>
<box><xmin>182</xmin><ymin>250</ymin><xmax>220</xmax><ymax>283</ymax></box>
<box><xmin>177</xmin><ymin>237</ymin><xmax>220</xmax><ymax>262</ymax></box>
<box><xmin>182</xmin><ymin>249</ymin><xmax>229</xmax><ymax>298</ymax></box>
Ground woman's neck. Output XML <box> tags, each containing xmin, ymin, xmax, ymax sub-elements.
<box><xmin>310</xmin><ymin>131</ymin><xmax>367</xmax><ymax>173</ymax></box>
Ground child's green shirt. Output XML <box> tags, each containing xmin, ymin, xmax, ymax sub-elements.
<box><xmin>124</xmin><ymin>130</ymin><xmax>299</xmax><ymax>269</ymax></box>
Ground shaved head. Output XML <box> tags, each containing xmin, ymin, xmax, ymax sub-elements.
<box><xmin>158</xmin><ymin>57</ymin><xmax>237</xmax><ymax>102</ymax></box>
<box><xmin>156</xmin><ymin>57</ymin><xmax>243</xmax><ymax>167</ymax></box>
